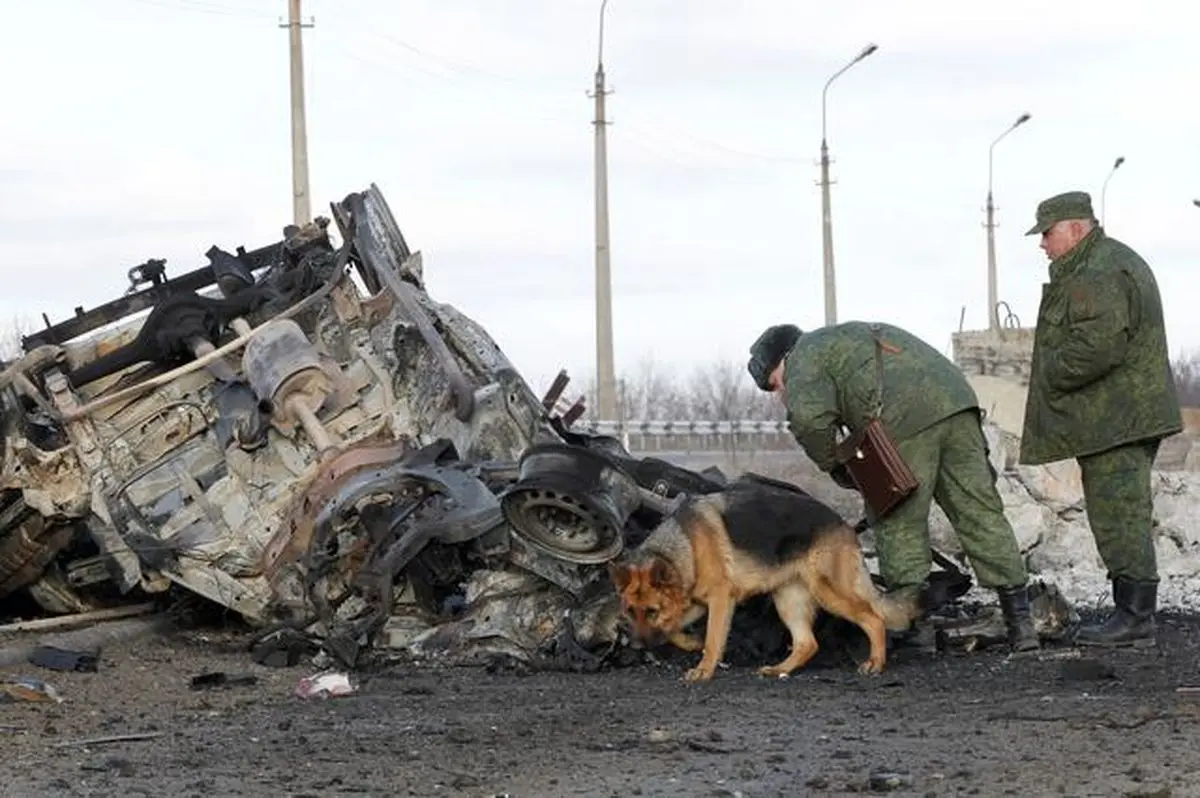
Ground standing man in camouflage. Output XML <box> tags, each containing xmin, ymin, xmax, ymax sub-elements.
<box><xmin>1020</xmin><ymin>191</ymin><xmax>1182</xmax><ymax>648</ymax></box>
<box><xmin>747</xmin><ymin>321</ymin><xmax>1040</xmax><ymax>652</ymax></box>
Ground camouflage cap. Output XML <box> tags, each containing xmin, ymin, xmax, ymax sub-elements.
<box><xmin>1024</xmin><ymin>191</ymin><xmax>1097</xmax><ymax>236</ymax></box>
<box><xmin>747</xmin><ymin>324</ymin><xmax>802</xmax><ymax>391</ymax></box>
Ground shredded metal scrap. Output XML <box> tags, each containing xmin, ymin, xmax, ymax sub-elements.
<box><xmin>0</xmin><ymin>185</ymin><xmax>732</xmax><ymax>668</ymax></box>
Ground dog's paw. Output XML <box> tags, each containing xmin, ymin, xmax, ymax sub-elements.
<box><xmin>757</xmin><ymin>665</ymin><xmax>792</xmax><ymax>680</ymax></box>
<box><xmin>670</xmin><ymin>633</ymin><xmax>704</xmax><ymax>653</ymax></box>
<box><xmin>683</xmin><ymin>665</ymin><xmax>715</xmax><ymax>683</ymax></box>
<box><xmin>856</xmin><ymin>658</ymin><xmax>884</xmax><ymax>676</ymax></box>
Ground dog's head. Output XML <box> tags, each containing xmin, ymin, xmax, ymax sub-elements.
<box><xmin>607</xmin><ymin>555</ymin><xmax>690</xmax><ymax>648</ymax></box>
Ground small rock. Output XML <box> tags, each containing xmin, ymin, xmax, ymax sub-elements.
<box><xmin>868</xmin><ymin>771</ymin><xmax>912</xmax><ymax>792</ymax></box>
<box><xmin>1060</xmin><ymin>659</ymin><xmax>1118</xmax><ymax>682</ymax></box>
<box><xmin>646</xmin><ymin>727</ymin><xmax>673</xmax><ymax>743</ymax></box>
<box><xmin>80</xmin><ymin>757</ymin><xmax>135</xmax><ymax>777</ymax></box>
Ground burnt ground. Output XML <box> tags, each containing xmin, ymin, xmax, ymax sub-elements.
<box><xmin>3</xmin><ymin>608</ymin><xmax>1200</xmax><ymax>798</ymax></box>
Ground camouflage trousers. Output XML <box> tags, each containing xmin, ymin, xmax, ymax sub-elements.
<box><xmin>866</xmin><ymin>409</ymin><xmax>1028</xmax><ymax>591</ymax></box>
<box><xmin>1077</xmin><ymin>439</ymin><xmax>1160</xmax><ymax>583</ymax></box>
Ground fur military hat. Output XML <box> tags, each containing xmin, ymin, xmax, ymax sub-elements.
<box><xmin>747</xmin><ymin>324</ymin><xmax>802</xmax><ymax>391</ymax></box>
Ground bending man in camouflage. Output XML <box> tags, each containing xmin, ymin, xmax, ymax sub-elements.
<box><xmin>1021</xmin><ymin>191</ymin><xmax>1183</xmax><ymax>648</ymax></box>
<box><xmin>747</xmin><ymin>321</ymin><xmax>1039</xmax><ymax>652</ymax></box>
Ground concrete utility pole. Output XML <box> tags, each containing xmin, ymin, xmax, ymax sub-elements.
<box><xmin>985</xmin><ymin>112</ymin><xmax>1031</xmax><ymax>331</ymax></box>
<box><xmin>818</xmin><ymin>43</ymin><xmax>878</xmax><ymax>328</ymax></box>
<box><xmin>590</xmin><ymin>0</ymin><xmax>617</xmax><ymax>421</ymax></box>
<box><xmin>1100</xmin><ymin>156</ymin><xmax>1125</xmax><ymax>227</ymax></box>
<box><xmin>281</xmin><ymin>0</ymin><xmax>313</xmax><ymax>227</ymax></box>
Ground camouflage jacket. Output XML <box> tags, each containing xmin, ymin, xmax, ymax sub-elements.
<box><xmin>781</xmin><ymin>321</ymin><xmax>979</xmax><ymax>472</ymax></box>
<box><xmin>1019</xmin><ymin>228</ymin><xmax>1183</xmax><ymax>465</ymax></box>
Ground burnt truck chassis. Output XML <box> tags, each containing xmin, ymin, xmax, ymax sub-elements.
<box><xmin>0</xmin><ymin>183</ymin><xmax>795</xmax><ymax>670</ymax></box>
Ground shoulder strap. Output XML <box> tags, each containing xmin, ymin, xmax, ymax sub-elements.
<box><xmin>869</xmin><ymin>324</ymin><xmax>884</xmax><ymax>420</ymax></box>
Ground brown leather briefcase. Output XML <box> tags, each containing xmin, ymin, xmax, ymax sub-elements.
<box><xmin>834</xmin><ymin>326</ymin><xmax>919</xmax><ymax>518</ymax></box>
<box><xmin>835</xmin><ymin>417</ymin><xmax>919</xmax><ymax>518</ymax></box>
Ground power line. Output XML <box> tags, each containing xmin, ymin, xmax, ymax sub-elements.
<box><xmin>114</xmin><ymin>0</ymin><xmax>809</xmax><ymax>168</ymax></box>
<box><xmin>323</xmin><ymin>0</ymin><xmax>579</xmax><ymax>92</ymax></box>
<box><xmin>125</xmin><ymin>0</ymin><xmax>275</xmax><ymax>19</ymax></box>
<box><xmin>316</xmin><ymin>0</ymin><xmax>804</xmax><ymax>166</ymax></box>
<box><xmin>328</xmin><ymin>41</ymin><xmax>779</xmax><ymax>175</ymax></box>
<box><xmin>328</xmin><ymin>34</ymin><xmax>801</xmax><ymax>169</ymax></box>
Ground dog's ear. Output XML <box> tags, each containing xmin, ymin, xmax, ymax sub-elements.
<box><xmin>649</xmin><ymin>558</ymin><xmax>675</xmax><ymax>588</ymax></box>
<box><xmin>607</xmin><ymin>560</ymin><xmax>631</xmax><ymax>591</ymax></box>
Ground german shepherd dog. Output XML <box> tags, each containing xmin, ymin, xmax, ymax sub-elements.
<box><xmin>608</xmin><ymin>474</ymin><xmax>925</xmax><ymax>682</ymax></box>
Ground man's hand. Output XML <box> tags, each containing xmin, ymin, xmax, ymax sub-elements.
<box><xmin>831</xmin><ymin>464</ymin><xmax>857</xmax><ymax>491</ymax></box>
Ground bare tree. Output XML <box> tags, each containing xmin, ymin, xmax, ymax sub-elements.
<box><xmin>575</xmin><ymin>355</ymin><xmax>690</xmax><ymax>422</ymax></box>
<box><xmin>0</xmin><ymin>315</ymin><xmax>37</xmax><ymax>361</ymax></box>
<box><xmin>684</xmin><ymin>358</ymin><xmax>783</xmax><ymax>422</ymax></box>
<box><xmin>617</xmin><ymin>356</ymin><xmax>691</xmax><ymax>421</ymax></box>
<box><xmin>570</xmin><ymin>356</ymin><xmax>784</xmax><ymax>423</ymax></box>
<box><xmin>1173</xmin><ymin>349</ymin><xmax>1200</xmax><ymax>407</ymax></box>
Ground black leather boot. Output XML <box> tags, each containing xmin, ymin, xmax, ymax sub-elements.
<box><xmin>1074</xmin><ymin>576</ymin><xmax>1157</xmax><ymax>648</ymax></box>
<box><xmin>997</xmin><ymin>585</ymin><xmax>1040</xmax><ymax>652</ymax></box>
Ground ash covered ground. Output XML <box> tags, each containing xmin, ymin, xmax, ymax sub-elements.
<box><xmin>4</xmin><ymin>451</ymin><xmax>1198</xmax><ymax>798</ymax></box>
<box><xmin>3</xmin><ymin>606</ymin><xmax>1199</xmax><ymax>798</ymax></box>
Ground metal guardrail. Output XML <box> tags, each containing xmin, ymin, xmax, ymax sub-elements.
<box><xmin>543</xmin><ymin>392</ymin><xmax>790</xmax><ymax>442</ymax></box>
<box><xmin>574</xmin><ymin>420</ymin><xmax>790</xmax><ymax>436</ymax></box>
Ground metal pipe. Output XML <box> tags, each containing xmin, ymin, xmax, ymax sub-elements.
<box><xmin>62</xmin><ymin>228</ymin><xmax>356</xmax><ymax>422</ymax></box>
<box><xmin>286</xmin><ymin>394</ymin><xmax>334</xmax><ymax>452</ymax></box>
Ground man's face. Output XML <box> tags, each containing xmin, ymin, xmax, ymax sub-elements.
<box><xmin>768</xmin><ymin>361</ymin><xmax>785</xmax><ymax>393</ymax></box>
<box><xmin>1039</xmin><ymin>219</ymin><xmax>1090</xmax><ymax>261</ymax></box>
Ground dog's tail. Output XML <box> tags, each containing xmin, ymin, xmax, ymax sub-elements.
<box><xmin>857</xmin><ymin>562</ymin><xmax>926</xmax><ymax>632</ymax></box>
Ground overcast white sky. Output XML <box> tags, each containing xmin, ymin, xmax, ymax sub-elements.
<box><xmin>2</xmin><ymin>0</ymin><xmax>1197</xmax><ymax>397</ymax></box>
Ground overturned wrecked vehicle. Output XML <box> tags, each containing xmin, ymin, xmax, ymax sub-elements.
<box><xmin>0</xmin><ymin>184</ymin><xmax>1072</xmax><ymax>672</ymax></box>
<box><xmin>0</xmin><ymin>185</ymin><xmax>745</xmax><ymax>666</ymax></box>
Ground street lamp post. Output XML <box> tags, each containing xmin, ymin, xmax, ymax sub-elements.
<box><xmin>818</xmin><ymin>43</ymin><xmax>878</xmax><ymax>328</ymax></box>
<box><xmin>985</xmin><ymin>112</ymin><xmax>1031</xmax><ymax>331</ymax></box>
<box><xmin>1100</xmin><ymin>155</ymin><xmax>1125</xmax><ymax>227</ymax></box>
